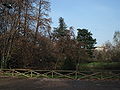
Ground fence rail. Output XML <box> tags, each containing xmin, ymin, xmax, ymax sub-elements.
<box><xmin>0</xmin><ymin>69</ymin><xmax>120</xmax><ymax>80</ymax></box>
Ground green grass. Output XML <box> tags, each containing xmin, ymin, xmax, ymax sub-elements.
<box><xmin>79</xmin><ymin>62</ymin><xmax>120</xmax><ymax>71</ymax></box>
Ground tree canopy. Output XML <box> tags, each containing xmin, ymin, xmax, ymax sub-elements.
<box><xmin>77</xmin><ymin>29</ymin><xmax>96</xmax><ymax>57</ymax></box>
<box><xmin>2</xmin><ymin>0</ymin><xmax>120</xmax><ymax>70</ymax></box>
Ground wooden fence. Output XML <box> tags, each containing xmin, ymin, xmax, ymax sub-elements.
<box><xmin>0</xmin><ymin>69</ymin><xmax>120</xmax><ymax>80</ymax></box>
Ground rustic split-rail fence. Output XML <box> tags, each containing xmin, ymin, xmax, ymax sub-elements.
<box><xmin>0</xmin><ymin>69</ymin><xmax>120</xmax><ymax>80</ymax></box>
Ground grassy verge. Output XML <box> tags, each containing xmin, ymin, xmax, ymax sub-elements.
<box><xmin>79</xmin><ymin>62</ymin><xmax>120</xmax><ymax>71</ymax></box>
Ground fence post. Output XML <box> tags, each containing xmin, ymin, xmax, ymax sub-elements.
<box><xmin>52</xmin><ymin>70</ymin><xmax>54</xmax><ymax>78</ymax></box>
<box><xmin>12</xmin><ymin>69</ymin><xmax>14</xmax><ymax>77</ymax></box>
<box><xmin>100</xmin><ymin>71</ymin><xmax>103</xmax><ymax>80</ymax></box>
<box><xmin>30</xmin><ymin>70</ymin><xmax>33</xmax><ymax>78</ymax></box>
<box><xmin>0</xmin><ymin>69</ymin><xmax>2</xmax><ymax>76</ymax></box>
<box><xmin>75</xmin><ymin>71</ymin><xmax>78</xmax><ymax>79</ymax></box>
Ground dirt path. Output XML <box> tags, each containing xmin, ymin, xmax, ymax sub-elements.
<box><xmin>0</xmin><ymin>78</ymin><xmax>120</xmax><ymax>90</ymax></box>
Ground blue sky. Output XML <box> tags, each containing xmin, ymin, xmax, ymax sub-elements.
<box><xmin>50</xmin><ymin>0</ymin><xmax>120</xmax><ymax>46</ymax></box>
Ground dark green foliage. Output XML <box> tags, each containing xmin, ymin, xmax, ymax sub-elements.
<box><xmin>53</xmin><ymin>17</ymin><xmax>69</xmax><ymax>40</ymax></box>
<box><xmin>79</xmin><ymin>62</ymin><xmax>120</xmax><ymax>71</ymax></box>
<box><xmin>77</xmin><ymin>29</ymin><xmax>96</xmax><ymax>57</ymax></box>
<box><xmin>62</xmin><ymin>59</ymin><xmax>76</xmax><ymax>70</ymax></box>
<box><xmin>113</xmin><ymin>31</ymin><xmax>120</xmax><ymax>44</ymax></box>
<box><xmin>77</xmin><ymin>29</ymin><xmax>96</xmax><ymax>49</ymax></box>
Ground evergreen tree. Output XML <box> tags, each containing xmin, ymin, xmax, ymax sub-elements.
<box><xmin>113</xmin><ymin>31</ymin><xmax>120</xmax><ymax>45</ymax></box>
<box><xmin>77</xmin><ymin>29</ymin><xmax>96</xmax><ymax>57</ymax></box>
<box><xmin>53</xmin><ymin>17</ymin><xmax>68</xmax><ymax>40</ymax></box>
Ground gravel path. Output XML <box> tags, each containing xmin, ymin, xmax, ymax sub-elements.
<box><xmin>0</xmin><ymin>78</ymin><xmax>120</xmax><ymax>90</ymax></box>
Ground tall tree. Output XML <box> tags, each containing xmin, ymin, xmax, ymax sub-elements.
<box><xmin>0</xmin><ymin>0</ymin><xmax>52</xmax><ymax>69</ymax></box>
<box><xmin>112</xmin><ymin>31</ymin><xmax>120</xmax><ymax>62</ymax></box>
<box><xmin>34</xmin><ymin>0</ymin><xmax>51</xmax><ymax>43</ymax></box>
<box><xmin>52</xmin><ymin>17</ymin><xmax>67</xmax><ymax>69</ymax></box>
<box><xmin>77</xmin><ymin>29</ymin><xmax>96</xmax><ymax>57</ymax></box>
<box><xmin>113</xmin><ymin>31</ymin><xmax>120</xmax><ymax>45</ymax></box>
<box><xmin>52</xmin><ymin>17</ymin><xmax>78</xmax><ymax>70</ymax></box>
<box><xmin>53</xmin><ymin>17</ymin><xmax>68</xmax><ymax>40</ymax></box>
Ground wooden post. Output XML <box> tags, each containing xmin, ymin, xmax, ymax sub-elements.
<box><xmin>100</xmin><ymin>72</ymin><xmax>103</xmax><ymax>80</ymax></box>
<box><xmin>30</xmin><ymin>70</ymin><xmax>33</xmax><ymax>78</ymax></box>
<box><xmin>75</xmin><ymin>71</ymin><xmax>78</xmax><ymax>79</ymax></box>
<box><xmin>52</xmin><ymin>70</ymin><xmax>54</xmax><ymax>78</ymax></box>
<box><xmin>12</xmin><ymin>69</ymin><xmax>14</xmax><ymax>77</ymax></box>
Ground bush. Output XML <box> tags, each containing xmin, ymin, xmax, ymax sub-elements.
<box><xmin>79</xmin><ymin>62</ymin><xmax>120</xmax><ymax>71</ymax></box>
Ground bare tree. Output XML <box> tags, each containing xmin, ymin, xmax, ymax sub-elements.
<box><xmin>34</xmin><ymin>0</ymin><xmax>51</xmax><ymax>44</ymax></box>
